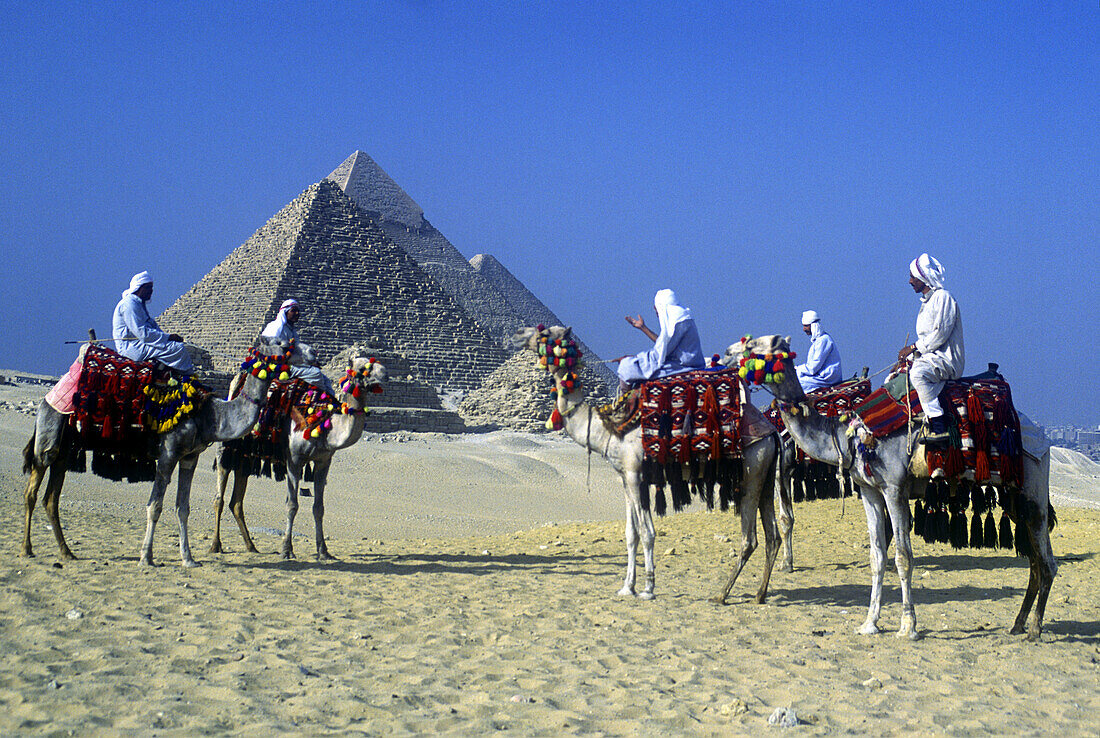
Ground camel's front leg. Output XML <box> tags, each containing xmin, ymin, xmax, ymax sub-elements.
<box><xmin>141</xmin><ymin>461</ymin><xmax>176</xmax><ymax>566</ymax></box>
<box><xmin>1012</xmin><ymin>501</ymin><xmax>1058</xmax><ymax>640</ymax></box>
<box><xmin>857</xmin><ymin>487</ymin><xmax>889</xmax><ymax>635</ymax></box>
<box><xmin>884</xmin><ymin>490</ymin><xmax>918</xmax><ymax>639</ymax></box>
<box><xmin>281</xmin><ymin>463</ymin><xmax>302</xmax><ymax>560</ymax></box>
<box><xmin>619</xmin><ymin>472</ymin><xmax>644</xmax><ymax>597</ymax></box>
<box><xmin>776</xmin><ymin>443</ymin><xmax>796</xmax><ymax>572</ymax></box>
<box><xmin>310</xmin><ymin>459</ymin><xmax>334</xmax><ymax>560</ymax></box>
<box><xmin>174</xmin><ymin>454</ymin><xmax>201</xmax><ymax>568</ymax></box>
<box><xmin>755</xmin><ymin>467</ymin><xmax>782</xmax><ymax>604</ymax></box>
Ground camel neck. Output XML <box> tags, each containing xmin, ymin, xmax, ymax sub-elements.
<box><xmin>558</xmin><ymin>390</ymin><xmax>615</xmax><ymax>459</ymax></box>
<box><xmin>770</xmin><ymin>373</ymin><xmax>848</xmax><ymax>468</ymax></box>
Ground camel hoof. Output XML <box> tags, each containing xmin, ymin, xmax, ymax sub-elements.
<box><xmin>209</xmin><ymin>543</ymin><xmax>223</xmax><ymax>554</ymax></box>
<box><xmin>317</xmin><ymin>551</ymin><xmax>336</xmax><ymax>562</ymax></box>
<box><xmin>1026</xmin><ymin>628</ymin><xmax>1042</xmax><ymax>642</ymax></box>
<box><xmin>1009</xmin><ymin>623</ymin><xmax>1026</xmax><ymax>636</ymax></box>
<box><xmin>637</xmin><ymin>591</ymin><xmax>656</xmax><ymax>601</ymax></box>
<box><xmin>708</xmin><ymin>595</ymin><xmax>728</xmax><ymax>606</ymax></box>
<box><xmin>182</xmin><ymin>559</ymin><xmax>202</xmax><ymax>569</ymax></box>
<box><xmin>754</xmin><ymin>594</ymin><xmax>767</xmax><ymax>605</ymax></box>
<box><xmin>895</xmin><ymin>628</ymin><xmax>920</xmax><ymax>641</ymax></box>
<box><xmin>281</xmin><ymin>551</ymin><xmax>295</xmax><ymax>561</ymax></box>
<box><xmin>617</xmin><ymin>587</ymin><xmax>635</xmax><ymax>597</ymax></box>
<box><xmin>857</xmin><ymin>622</ymin><xmax>880</xmax><ymax>636</ymax></box>
<box><xmin>20</xmin><ymin>550</ymin><xmax>34</xmax><ymax>558</ymax></box>
<box><xmin>139</xmin><ymin>557</ymin><xmax>154</xmax><ymax>567</ymax></box>
<box><xmin>60</xmin><ymin>550</ymin><xmax>77</xmax><ymax>561</ymax></box>
<box><xmin>246</xmin><ymin>545</ymin><xmax>260</xmax><ymax>554</ymax></box>
<box><xmin>778</xmin><ymin>564</ymin><xmax>793</xmax><ymax>574</ymax></box>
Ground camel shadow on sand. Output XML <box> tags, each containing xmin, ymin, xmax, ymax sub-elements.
<box><xmin>216</xmin><ymin>550</ymin><xmax>624</xmax><ymax>579</ymax></box>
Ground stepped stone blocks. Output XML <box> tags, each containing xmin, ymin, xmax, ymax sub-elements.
<box><xmin>470</xmin><ymin>254</ymin><xmax>617</xmax><ymax>390</ymax></box>
<box><xmin>458</xmin><ymin>351</ymin><xmax>611</xmax><ymax>433</ymax></box>
<box><xmin>158</xmin><ymin>179</ymin><xmax>507</xmax><ymax>394</ymax></box>
<box><xmin>326</xmin><ymin>151</ymin><xmax>613</xmax><ymax>392</ymax></box>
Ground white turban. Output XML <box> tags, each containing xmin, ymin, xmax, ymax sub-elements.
<box><xmin>123</xmin><ymin>271</ymin><xmax>153</xmax><ymax>298</ymax></box>
<box><xmin>801</xmin><ymin>310</ymin><xmax>819</xmax><ymax>325</ymax></box>
<box><xmin>261</xmin><ymin>299</ymin><xmax>300</xmax><ymax>338</ymax></box>
<box><xmin>652</xmin><ymin>288</ymin><xmax>692</xmax><ymax>366</ymax></box>
<box><xmin>910</xmin><ymin>253</ymin><xmax>945</xmax><ymax>290</ymax></box>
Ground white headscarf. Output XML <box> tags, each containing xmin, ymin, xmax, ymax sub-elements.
<box><xmin>123</xmin><ymin>271</ymin><xmax>152</xmax><ymax>299</ymax></box>
<box><xmin>801</xmin><ymin>310</ymin><xmax>819</xmax><ymax>326</ymax></box>
<box><xmin>653</xmin><ymin>288</ymin><xmax>692</xmax><ymax>365</ymax></box>
<box><xmin>910</xmin><ymin>254</ymin><xmax>945</xmax><ymax>290</ymax></box>
<box><xmin>261</xmin><ymin>299</ymin><xmax>300</xmax><ymax>338</ymax></box>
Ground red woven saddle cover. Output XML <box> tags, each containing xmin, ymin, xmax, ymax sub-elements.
<box><xmin>766</xmin><ymin>379</ymin><xmax>871</xmax><ymax>464</ymax></box>
<box><xmin>765</xmin><ymin>378</ymin><xmax>872</xmax><ymax>432</ymax></box>
<box><xmin>640</xmin><ymin>369</ymin><xmax>742</xmax><ymax>465</ymax></box>
<box><xmin>230</xmin><ymin>376</ymin><xmax>337</xmax><ymax>448</ymax></box>
<box><xmin>72</xmin><ymin>344</ymin><xmax>159</xmax><ymax>450</ymax></box>
<box><xmin>928</xmin><ymin>378</ymin><xmax>1023</xmax><ymax>485</ymax></box>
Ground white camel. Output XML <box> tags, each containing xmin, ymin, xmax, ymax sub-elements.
<box><xmin>729</xmin><ymin>335</ymin><xmax>1057</xmax><ymax>640</ymax></box>
<box><xmin>515</xmin><ymin>326</ymin><xmax>783</xmax><ymax>603</ymax></box>
<box><xmin>21</xmin><ymin>337</ymin><xmax>304</xmax><ymax>567</ymax></box>
<box><xmin>210</xmin><ymin>356</ymin><xmax>386</xmax><ymax>560</ymax></box>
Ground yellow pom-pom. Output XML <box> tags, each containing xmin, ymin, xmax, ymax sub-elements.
<box><xmin>168</xmin><ymin>378</ymin><xmax>178</xmax><ymax>387</ymax></box>
<box><xmin>258</xmin><ymin>370</ymin><xmax>267</xmax><ymax>379</ymax></box>
<box><xmin>545</xmin><ymin>417</ymin><xmax>555</xmax><ymax>430</ymax></box>
<box><xmin>738</xmin><ymin>367</ymin><xmax>748</xmax><ymax>379</ymax></box>
<box><xmin>311</xmin><ymin>428</ymin><xmax>321</xmax><ymax>438</ymax></box>
<box><xmin>279</xmin><ymin>371</ymin><xmax>289</xmax><ymax>381</ymax></box>
<box><xmin>774</xmin><ymin>372</ymin><xmax>784</xmax><ymax>384</ymax></box>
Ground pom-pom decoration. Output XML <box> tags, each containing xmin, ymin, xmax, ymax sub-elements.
<box><xmin>737</xmin><ymin>349</ymin><xmax>796</xmax><ymax>385</ymax></box>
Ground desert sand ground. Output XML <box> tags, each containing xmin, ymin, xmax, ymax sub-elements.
<box><xmin>1</xmin><ymin>376</ymin><xmax>1098</xmax><ymax>736</ymax></box>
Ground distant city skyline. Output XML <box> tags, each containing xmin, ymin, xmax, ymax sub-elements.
<box><xmin>1</xmin><ymin>4</ymin><xmax>1097</xmax><ymax>426</ymax></box>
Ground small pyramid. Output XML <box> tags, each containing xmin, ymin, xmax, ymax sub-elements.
<box><xmin>158</xmin><ymin>179</ymin><xmax>507</xmax><ymax>392</ymax></box>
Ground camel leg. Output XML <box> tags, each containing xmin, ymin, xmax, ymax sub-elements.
<box><xmin>310</xmin><ymin>459</ymin><xmax>335</xmax><ymax>561</ymax></box>
<box><xmin>776</xmin><ymin>443</ymin><xmax>795</xmax><ymax>573</ymax></box>
<box><xmin>1012</xmin><ymin>496</ymin><xmax>1057</xmax><ymax>639</ymax></box>
<box><xmin>42</xmin><ymin>457</ymin><xmax>76</xmax><ymax>560</ymax></box>
<box><xmin>141</xmin><ymin>459</ymin><xmax>176</xmax><ymax>566</ymax></box>
<box><xmin>228</xmin><ymin>468</ymin><xmax>258</xmax><ymax>554</ymax></box>
<box><xmin>281</xmin><ymin>463</ymin><xmax>302</xmax><ymax>560</ymax></box>
<box><xmin>857</xmin><ymin>487</ymin><xmax>889</xmax><ymax>635</ymax></box>
<box><xmin>884</xmin><ymin>489</ymin><xmax>918</xmax><ymax>640</ymax></box>
<box><xmin>619</xmin><ymin>472</ymin><xmax>644</xmax><ymax>597</ymax></box>
<box><xmin>210</xmin><ymin>455</ymin><xmax>231</xmax><ymax>554</ymax></box>
<box><xmin>22</xmin><ymin>464</ymin><xmax>45</xmax><ymax>558</ymax></box>
<box><xmin>710</xmin><ymin>484</ymin><xmax>760</xmax><ymax>605</ymax></box>
<box><xmin>755</xmin><ymin>451</ymin><xmax>782</xmax><ymax>604</ymax></box>
<box><xmin>174</xmin><ymin>454</ymin><xmax>201</xmax><ymax>568</ymax></box>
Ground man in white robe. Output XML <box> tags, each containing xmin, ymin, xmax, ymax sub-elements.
<box><xmin>897</xmin><ymin>254</ymin><xmax>965</xmax><ymax>444</ymax></box>
<box><xmin>261</xmin><ymin>299</ymin><xmax>335</xmax><ymax>394</ymax></box>
<box><xmin>111</xmin><ymin>271</ymin><xmax>193</xmax><ymax>372</ymax></box>
<box><xmin>616</xmin><ymin>289</ymin><xmax>705</xmax><ymax>386</ymax></box>
<box><xmin>795</xmin><ymin>310</ymin><xmax>843</xmax><ymax>391</ymax></box>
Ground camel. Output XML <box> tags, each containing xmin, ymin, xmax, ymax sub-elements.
<box><xmin>21</xmin><ymin>337</ymin><xmax>304</xmax><ymax>567</ymax></box>
<box><xmin>514</xmin><ymin>325</ymin><xmax>783</xmax><ymax>603</ymax></box>
<box><xmin>210</xmin><ymin>356</ymin><xmax>386</xmax><ymax>560</ymax></box>
<box><xmin>728</xmin><ymin>335</ymin><xmax>1057</xmax><ymax>640</ymax></box>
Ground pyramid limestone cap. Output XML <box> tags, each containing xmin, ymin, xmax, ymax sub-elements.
<box><xmin>327</xmin><ymin>151</ymin><xmax>424</xmax><ymax>230</ymax></box>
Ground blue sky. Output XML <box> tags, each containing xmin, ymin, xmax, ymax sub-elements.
<box><xmin>1</xmin><ymin>3</ymin><xmax>1096</xmax><ymax>426</ymax></box>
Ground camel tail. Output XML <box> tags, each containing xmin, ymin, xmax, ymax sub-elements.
<box><xmin>1048</xmin><ymin>503</ymin><xmax>1057</xmax><ymax>532</ymax></box>
<box><xmin>22</xmin><ymin>432</ymin><xmax>36</xmax><ymax>475</ymax></box>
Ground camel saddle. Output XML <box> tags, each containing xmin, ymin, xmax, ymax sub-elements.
<box><xmin>221</xmin><ymin>377</ymin><xmax>342</xmax><ymax>480</ymax></box>
<box><xmin>66</xmin><ymin>343</ymin><xmax>209</xmax><ymax>482</ymax></box>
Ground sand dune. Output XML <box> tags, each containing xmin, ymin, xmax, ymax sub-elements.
<box><xmin>1</xmin><ymin>392</ymin><xmax>1099</xmax><ymax>735</ymax></box>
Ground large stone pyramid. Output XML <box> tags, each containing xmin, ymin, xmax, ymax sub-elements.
<box><xmin>327</xmin><ymin>151</ymin><xmax>615</xmax><ymax>388</ymax></box>
<box><xmin>157</xmin><ymin>179</ymin><xmax>507</xmax><ymax>392</ymax></box>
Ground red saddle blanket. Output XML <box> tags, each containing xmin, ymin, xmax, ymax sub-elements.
<box><xmin>68</xmin><ymin>344</ymin><xmax>207</xmax><ymax>481</ymax></box>
<box><xmin>640</xmin><ymin>369</ymin><xmax>743</xmax><ymax>465</ymax></box>
<box><xmin>851</xmin><ymin>375</ymin><xmax>1023</xmax><ymax>484</ymax></box>
<box><xmin>765</xmin><ymin>378</ymin><xmax>872</xmax><ymax>432</ymax></box>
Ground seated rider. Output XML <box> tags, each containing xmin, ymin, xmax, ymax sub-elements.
<box><xmin>795</xmin><ymin>310</ymin><xmax>843</xmax><ymax>391</ymax></box>
<box><xmin>896</xmin><ymin>253</ymin><xmax>965</xmax><ymax>446</ymax></box>
<box><xmin>261</xmin><ymin>299</ymin><xmax>336</xmax><ymax>395</ymax></box>
<box><xmin>112</xmin><ymin>271</ymin><xmax>193</xmax><ymax>373</ymax></box>
<box><xmin>615</xmin><ymin>288</ymin><xmax>705</xmax><ymax>388</ymax></box>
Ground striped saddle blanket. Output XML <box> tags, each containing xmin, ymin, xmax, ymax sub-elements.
<box><xmin>640</xmin><ymin>369</ymin><xmax>743</xmax><ymax>465</ymax></box>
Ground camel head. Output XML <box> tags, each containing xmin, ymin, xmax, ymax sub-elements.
<box><xmin>725</xmin><ymin>334</ymin><xmax>806</xmax><ymax>402</ymax></box>
<box><xmin>512</xmin><ymin>324</ymin><xmax>572</xmax><ymax>352</ymax></box>
<box><xmin>339</xmin><ymin>356</ymin><xmax>387</xmax><ymax>401</ymax></box>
